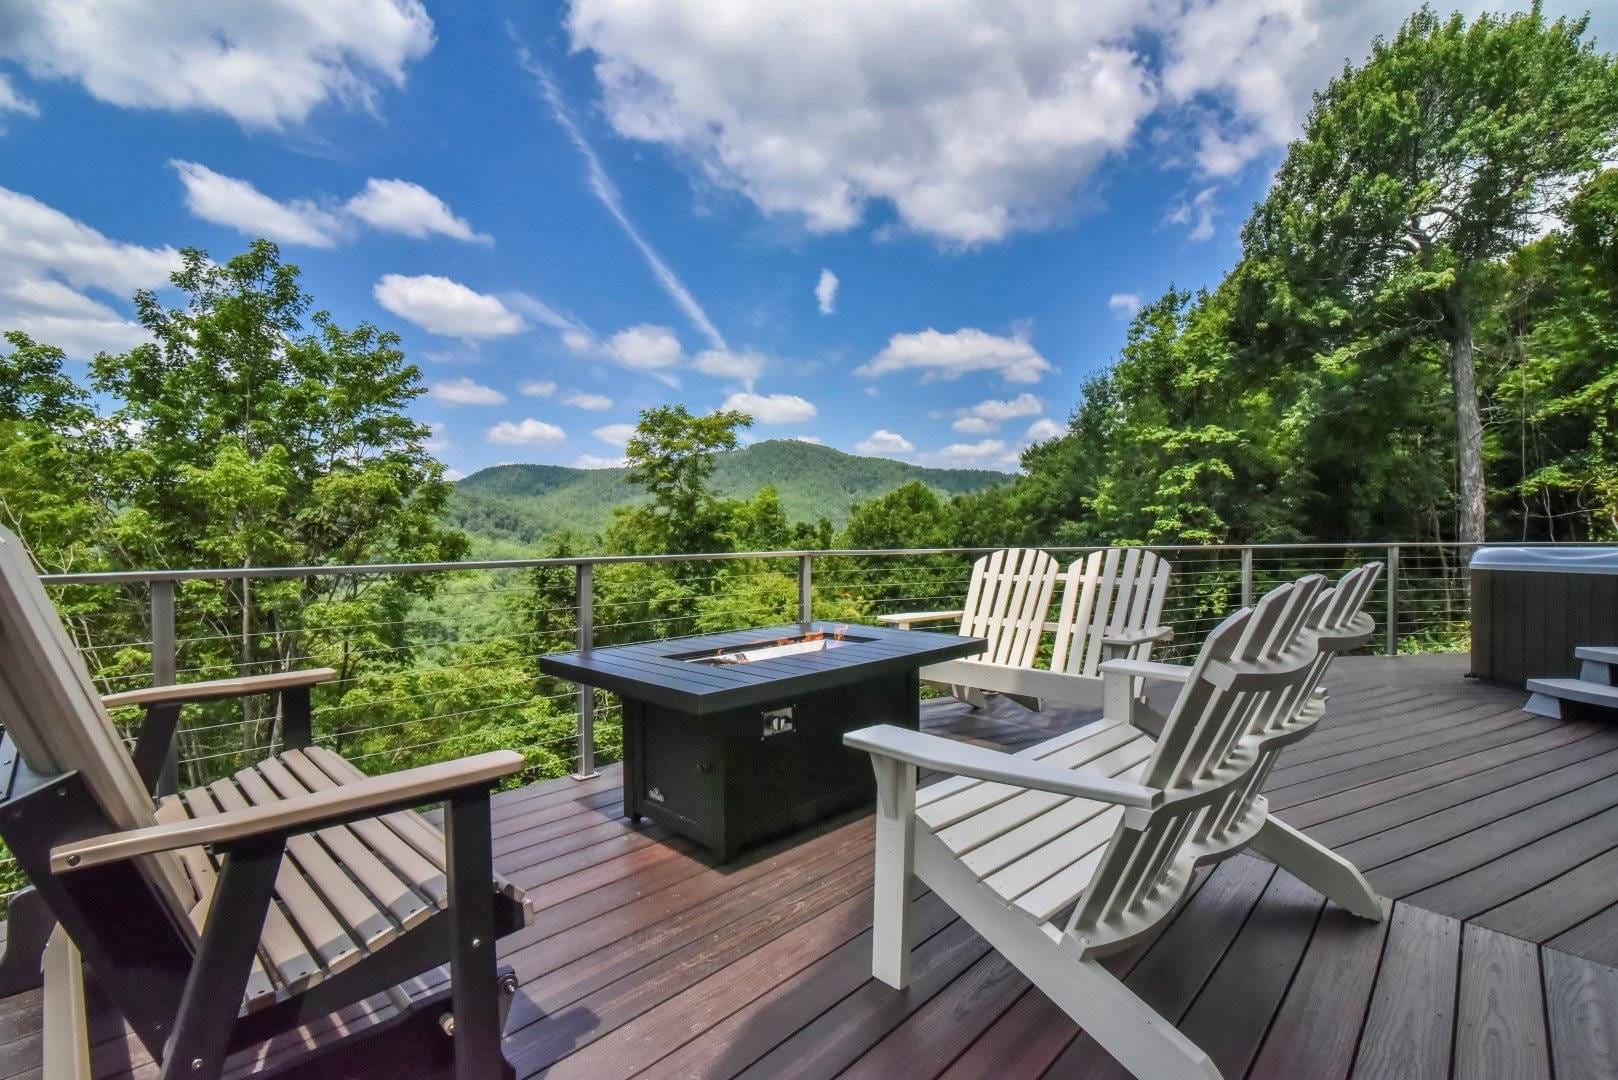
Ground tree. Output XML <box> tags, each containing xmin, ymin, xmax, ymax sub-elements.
<box><xmin>0</xmin><ymin>333</ymin><xmax>103</xmax><ymax>572</ymax></box>
<box><xmin>88</xmin><ymin>240</ymin><xmax>468</xmax><ymax>760</ymax></box>
<box><xmin>618</xmin><ymin>404</ymin><xmax>752</xmax><ymax>554</ymax></box>
<box><xmin>1491</xmin><ymin>169</ymin><xmax>1618</xmax><ymax>537</ymax></box>
<box><xmin>1245</xmin><ymin>5</ymin><xmax>1618</xmax><ymax>542</ymax></box>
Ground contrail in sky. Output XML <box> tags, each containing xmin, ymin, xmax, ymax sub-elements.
<box><xmin>519</xmin><ymin>48</ymin><xmax>728</xmax><ymax>353</ymax></box>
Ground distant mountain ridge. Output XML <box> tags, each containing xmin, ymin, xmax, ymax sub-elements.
<box><xmin>450</xmin><ymin>439</ymin><xmax>1010</xmax><ymax>546</ymax></box>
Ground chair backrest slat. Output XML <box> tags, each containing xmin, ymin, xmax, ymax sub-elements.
<box><xmin>960</xmin><ymin>548</ymin><xmax>1058</xmax><ymax>669</ymax></box>
<box><xmin>1052</xmin><ymin>549</ymin><xmax>1172</xmax><ymax>678</ymax></box>
<box><xmin>0</xmin><ymin>528</ymin><xmax>197</xmax><ymax>919</ymax></box>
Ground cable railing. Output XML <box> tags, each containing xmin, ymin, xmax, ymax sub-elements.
<box><xmin>0</xmin><ymin>538</ymin><xmax>1603</xmax><ymax>903</ymax></box>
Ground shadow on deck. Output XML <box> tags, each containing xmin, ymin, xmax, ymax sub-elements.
<box><xmin>6</xmin><ymin>653</ymin><xmax>1618</xmax><ymax>1078</ymax></box>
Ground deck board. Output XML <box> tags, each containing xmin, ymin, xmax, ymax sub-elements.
<box><xmin>6</xmin><ymin>653</ymin><xmax>1618</xmax><ymax>1078</ymax></box>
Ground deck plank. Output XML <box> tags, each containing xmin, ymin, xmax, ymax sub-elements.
<box><xmin>1349</xmin><ymin>904</ymin><xmax>1461</xmax><ymax>1080</ymax></box>
<box><xmin>1455</xmin><ymin>924</ymin><xmax>1551</xmax><ymax>1080</ymax></box>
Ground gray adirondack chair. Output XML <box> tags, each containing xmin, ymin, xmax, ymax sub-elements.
<box><xmin>847</xmin><ymin>568</ymin><xmax>1383</xmax><ymax>1080</ymax></box>
<box><xmin>0</xmin><ymin>525</ymin><xmax>532</xmax><ymax>1080</ymax></box>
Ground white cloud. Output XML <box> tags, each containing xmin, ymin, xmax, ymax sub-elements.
<box><xmin>720</xmin><ymin>392</ymin><xmax>817</xmax><ymax>425</ymax></box>
<box><xmin>855</xmin><ymin>429</ymin><xmax>914</xmax><ymax>455</ymax></box>
<box><xmin>1108</xmin><ymin>293</ymin><xmax>1142</xmax><ymax>318</ymax></box>
<box><xmin>1</xmin><ymin>1</ymin><xmax>434</xmax><ymax>130</ymax></box>
<box><xmin>1165</xmin><ymin>187</ymin><xmax>1220</xmax><ymax>243</ymax></box>
<box><xmin>792</xmin><ymin>435</ymin><xmax>825</xmax><ymax>445</ymax></box>
<box><xmin>0</xmin><ymin>187</ymin><xmax>180</xmax><ymax>295</ymax></box>
<box><xmin>815</xmin><ymin>269</ymin><xmax>839</xmax><ymax>315</ymax></box>
<box><xmin>603</xmin><ymin>324</ymin><xmax>683</xmax><ymax>370</ymax></box>
<box><xmin>575</xmin><ymin>453</ymin><xmax>628</xmax><ymax>469</ymax></box>
<box><xmin>344</xmin><ymin>178</ymin><xmax>488</xmax><ymax>243</ymax></box>
<box><xmin>442</xmin><ymin>467</ymin><xmax>466</xmax><ymax>481</ymax></box>
<box><xmin>592</xmin><ymin>423</ymin><xmax>638</xmax><ymax>446</ymax></box>
<box><xmin>569</xmin><ymin>0</ymin><xmax>1606</xmax><ymax>243</ymax></box>
<box><xmin>487</xmin><ymin>418</ymin><xmax>566</xmax><ymax>446</ymax></box>
<box><xmin>423</xmin><ymin>420</ymin><xmax>450</xmax><ymax>452</ymax></box>
<box><xmin>929</xmin><ymin>438</ymin><xmax>1013</xmax><ymax>468</ymax></box>
<box><xmin>173</xmin><ymin>165</ymin><xmax>486</xmax><ymax>248</ymax></box>
<box><xmin>373</xmin><ymin>274</ymin><xmax>526</xmax><ymax>339</ymax></box>
<box><xmin>429</xmin><ymin>377</ymin><xmax>506</xmax><ymax>406</ymax></box>
<box><xmin>693</xmin><ymin>348</ymin><xmax>765</xmax><ymax>387</ymax></box>
<box><xmin>858</xmin><ymin>328</ymin><xmax>1052</xmax><ymax>384</ymax></box>
<box><xmin>562</xmin><ymin>390</ymin><xmax>614</xmax><ymax>411</ymax></box>
<box><xmin>0</xmin><ymin>188</ymin><xmax>181</xmax><ymax>357</ymax></box>
<box><xmin>958</xmin><ymin>394</ymin><xmax>1044</xmax><ymax>427</ymax></box>
<box><xmin>522</xmin><ymin>53</ymin><xmax>727</xmax><ymax>349</ymax></box>
<box><xmin>568</xmin><ymin>1</ymin><xmax>1153</xmax><ymax>245</ymax></box>
<box><xmin>519</xmin><ymin>379</ymin><xmax>557</xmax><ymax>397</ymax></box>
<box><xmin>952</xmin><ymin>416</ymin><xmax>996</xmax><ymax>435</ymax></box>
<box><xmin>0</xmin><ymin>278</ymin><xmax>150</xmax><ymax>356</ymax></box>
<box><xmin>0</xmin><ymin>74</ymin><xmax>39</xmax><ymax>119</ymax></box>
<box><xmin>172</xmin><ymin>161</ymin><xmax>344</xmax><ymax>247</ymax></box>
<box><xmin>1025</xmin><ymin>417</ymin><xmax>1065</xmax><ymax>442</ymax></box>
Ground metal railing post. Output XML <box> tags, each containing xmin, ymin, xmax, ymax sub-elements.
<box><xmin>1239</xmin><ymin>546</ymin><xmax>1254</xmax><ymax>609</ymax></box>
<box><xmin>149</xmin><ymin>580</ymin><xmax>179</xmax><ymax>795</ymax></box>
<box><xmin>1385</xmin><ymin>545</ymin><xmax>1400</xmax><ymax>656</ymax></box>
<box><xmin>798</xmin><ymin>554</ymin><xmax>814</xmax><ymax>626</ymax></box>
<box><xmin>572</xmin><ymin>562</ymin><xmax>598</xmax><ymax>780</ymax></box>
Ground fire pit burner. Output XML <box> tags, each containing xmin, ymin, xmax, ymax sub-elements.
<box><xmin>672</xmin><ymin>628</ymin><xmax>870</xmax><ymax>666</ymax></box>
<box><xmin>540</xmin><ymin>621</ymin><xmax>985</xmax><ymax>860</ymax></box>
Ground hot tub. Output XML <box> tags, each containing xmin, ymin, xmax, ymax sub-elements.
<box><xmin>1470</xmin><ymin>547</ymin><xmax>1618</xmax><ymax>685</ymax></box>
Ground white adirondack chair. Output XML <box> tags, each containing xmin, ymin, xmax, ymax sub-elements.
<box><xmin>882</xmin><ymin>547</ymin><xmax>1172</xmax><ymax>712</ymax></box>
<box><xmin>879</xmin><ymin>548</ymin><xmax>1060</xmax><ymax>709</ymax></box>
<box><xmin>847</xmin><ymin>569</ymin><xmax>1383</xmax><ymax>1080</ymax></box>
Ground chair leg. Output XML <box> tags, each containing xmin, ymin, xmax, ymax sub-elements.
<box><xmin>870</xmin><ymin>757</ymin><xmax>917</xmax><ymax>988</ymax></box>
<box><xmin>1249</xmin><ymin>815</ymin><xmax>1383</xmax><ymax>921</ymax></box>
<box><xmin>0</xmin><ymin>888</ymin><xmax>55</xmax><ymax>997</ymax></box>
<box><xmin>445</xmin><ymin>787</ymin><xmax>510</xmax><ymax>1080</ymax></box>
<box><xmin>1047</xmin><ymin>959</ymin><xmax>1225</xmax><ymax>1080</ymax></box>
<box><xmin>161</xmin><ymin>839</ymin><xmax>283</xmax><ymax>1080</ymax></box>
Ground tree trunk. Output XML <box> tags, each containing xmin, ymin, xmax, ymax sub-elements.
<box><xmin>1449</xmin><ymin>303</ymin><xmax>1487</xmax><ymax>545</ymax></box>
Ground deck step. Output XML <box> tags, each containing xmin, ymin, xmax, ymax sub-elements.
<box><xmin>1525</xmin><ymin>677</ymin><xmax>1618</xmax><ymax>720</ymax></box>
<box><xmin>1575</xmin><ymin>647</ymin><xmax>1618</xmax><ymax>685</ymax></box>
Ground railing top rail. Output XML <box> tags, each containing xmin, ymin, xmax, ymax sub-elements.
<box><xmin>35</xmin><ymin>539</ymin><xmax>1618</xmax><ymax>587</ymax></box>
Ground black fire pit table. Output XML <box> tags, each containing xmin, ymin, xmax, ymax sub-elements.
<box><xmin>540</xmin><ymin>621</ymin><xmax>986</xmax><ymax>861</ymax></box>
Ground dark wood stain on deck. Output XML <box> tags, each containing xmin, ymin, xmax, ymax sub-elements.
<box><xmin>4</xmin><ymin>653</ymin><xmax>1618</xmax><ymax>1078</ymax></box>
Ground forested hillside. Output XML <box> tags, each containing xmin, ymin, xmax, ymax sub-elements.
<box><xmin>449</xmin><ymin>439</ymin><xmax>1009</xmax><ymax>547</ymax></box>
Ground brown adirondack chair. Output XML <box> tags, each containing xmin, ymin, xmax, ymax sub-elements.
<box><xmin>0</xmin><ymin>525</ymin><xmax>533</xmax><ymax>1080</ymax></box>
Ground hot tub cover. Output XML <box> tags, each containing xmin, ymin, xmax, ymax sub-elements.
<box><xmin>1470</xmin><ymin>546</ymin><xmax>1618</xmax><ymax>575</ymax></box>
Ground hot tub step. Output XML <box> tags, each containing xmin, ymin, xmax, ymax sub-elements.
<box><xmin>1526</xmin><ymin>676</ymin><xmax>1618</xmax><ymax>720</ymax></box>
<box><xmin>1574</xmin><ymin>646</ymin><xmax>1618</xmax><ymax>684</ymax></box>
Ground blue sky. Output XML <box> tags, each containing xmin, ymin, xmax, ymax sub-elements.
<box><xmin>1</xmin><ymin>1</ymin><xmax>1610</xmax><ymax>477</ymax></box>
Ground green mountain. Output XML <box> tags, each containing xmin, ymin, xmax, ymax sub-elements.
<box><xmin>449</xmin><ymin>439</ymin><xmax>1010</xmax><ymax>547</ymax></box>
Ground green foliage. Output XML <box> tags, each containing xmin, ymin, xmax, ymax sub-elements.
<box><xmin>1241</xmin><ymin>4</ymin><xmax>1618</xmax><ymax>542</ymax></box>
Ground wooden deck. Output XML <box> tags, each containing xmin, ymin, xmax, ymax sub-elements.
<box><xmin>6</xmin><ymin>652</ymin><xmax>1618</xmax><ymax>1078</ymax></box>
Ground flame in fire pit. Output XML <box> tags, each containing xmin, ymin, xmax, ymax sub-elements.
<box><xmin>687</xmin><ymin>626</ymin><xmax>863</xmax><ymax>666</ymax></box>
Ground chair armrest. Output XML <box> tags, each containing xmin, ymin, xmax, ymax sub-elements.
<box><xmin>919</xmin><ymin>658</ymin><xmax>1103</xmax><ymax>709</ymax></box>
<box><xmin>877</xmin><ymin>610</ymin><xmax>964</xmax><ymax>630</ymax></box>
<box><xmin>1100</xmin><ymin>625</ymin><xmax>1173</xmax><ymax>649</ymax></box>
<box><xmin>102</xmin><ymin>668</ymin><xmax>337</xmax><ymax>710</ymax></box>
<box><xmin>51</xmin><ymin>750</ymin><xmax>524</xmax><ymax>872</ymax></box>
<box><xmin>844</xmin><ymin>725</ymin><xmax>1159</xmax><ymax>809</ymax></box>
<box><xmin>1098</xmin><ymin>657</ymin><xmax>1191</xmax><ymax>683</ymax></box>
